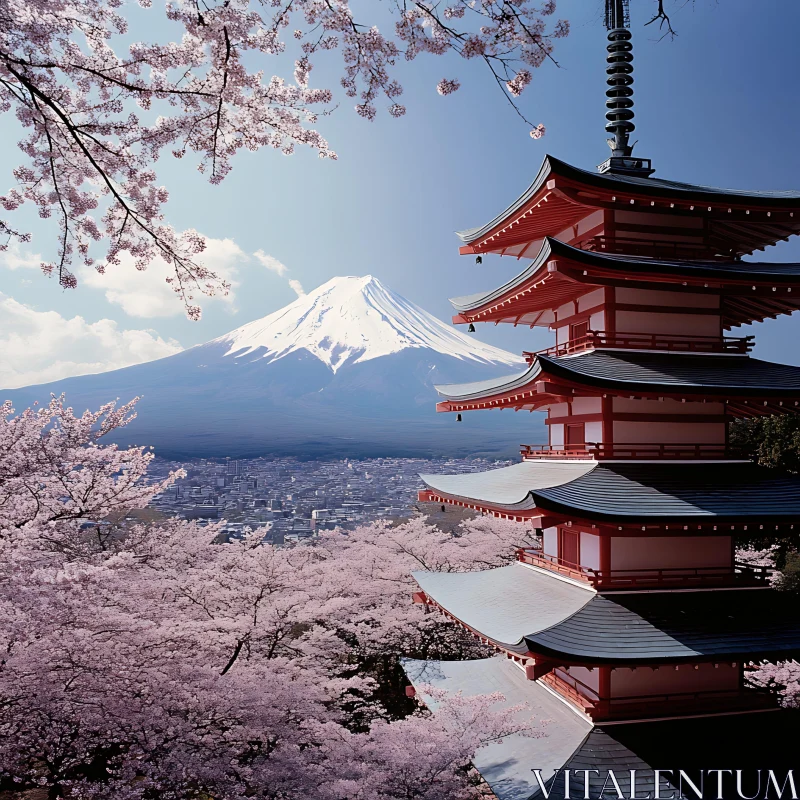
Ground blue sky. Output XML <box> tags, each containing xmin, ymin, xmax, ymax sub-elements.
<box><xmin>2</xmin><ymin>0</ymin><xmax>800</xmax><ymax>388</ymax></box>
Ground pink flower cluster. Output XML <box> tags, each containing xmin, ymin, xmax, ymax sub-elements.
<box><xmin>437</xmin><ymin>78</ymin><xmax>461</xmax><ymax>96</ymax></box>
<box><xmin>507</xmin><ymin>69</ymin><xmax>533</xmax><ymax>97</ymax></box>
<box><xmin>0</xmin><ymin>0</ymin><xmax>568</xmax><ymax>316</ymax></box>
<box><xmin>530</xmin><ymin>123</ymin><xmax>546</xmax><ymax>139</ymax></box>
<box><xmin>0</xmin><ymin>396</ymin><xmax>543</xmax><ymax>798</ymax></box>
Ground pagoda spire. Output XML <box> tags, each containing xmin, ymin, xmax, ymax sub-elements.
<box><xmin>599</xmin><ymin>0</ymin><xmax>654</xmax><ymax>176</ymax></box>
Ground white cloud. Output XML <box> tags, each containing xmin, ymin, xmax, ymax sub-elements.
<box><xmin>0</xmin><ymin>241</ymin><xmax>42</xmax><ymax>270</ymax></box>
<box><xmin>0</xmin><ymin>294</ymin><xmax>182</xmax><ymax>389</ymax></box>
<box><xmin>253</xmin><ymin>249</ymin><xmax>306</xmax><ymax>298</ymax></box>
<box><xmin>78</xmin><ymin>236</ymin><xmax>249</xmax><ymax>318</ymax></box>
<box><xmin>253</xmin><ymin>250</ymin><xmax>288</xmax><ymax>277</ymax></box>
<box><xmin>288</xmin><ymin>279</ymin><xmax>306</xmax><ymax>298</ymax></box>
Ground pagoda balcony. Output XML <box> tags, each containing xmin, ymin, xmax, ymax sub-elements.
<box><xmin>520</xmin><ymin>442</ymin><xmax>734</xmax><ymax>461</ymax></box>
<box><xmin>522</xmin><ymin>331</ymin><xmax>754</xmax><ymax>363</ymax></box>
<box><xmin>515</xmin><ymin>548</ymin><xmax>773</xmax><ymax>590</ymax></box>
<box><xmin>541</xmin><ymin>670</ymin><xmax>778</xmax><ymax>722</ymax></box>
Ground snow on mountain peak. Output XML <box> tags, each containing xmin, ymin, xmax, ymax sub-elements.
<box><xmin>213</xmin><ymin>275</ymin><xmax>523</xmax><ymax>372</ymax></box>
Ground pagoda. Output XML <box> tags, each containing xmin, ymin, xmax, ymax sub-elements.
<box><xmin>403</xmin><ymin>2</ymin><xmax>800</xmax><ymax>797</ymax></box>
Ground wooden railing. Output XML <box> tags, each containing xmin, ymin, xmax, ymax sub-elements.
<box><xmin>520</xmin><ymin>443</ymin><xmax>734</xmax><ymax>461</ymax></box>
<box><xmin>523</xmin><ymin>331</ymin><xmax>753</xmax><ymax>362</ymax></box>
<box><xmin>543</xmin><ymin>669</ymin><xmax>777</xmax><ymax>721</ymax></box>
<box><xmin>515</xmin><ymin>548</ymin><xmax>773</xmax><ymax>589</ymax></box>
<box><xmin>519</xmin><ymin>444</ymin><xmax>596</xmax><ymax>460</ymax></box>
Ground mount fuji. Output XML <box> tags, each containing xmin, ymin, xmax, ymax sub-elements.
<box><xmin>3</xmin><ymin>276</ymin><xmax>538</xmax><ymax>458</ymax></box>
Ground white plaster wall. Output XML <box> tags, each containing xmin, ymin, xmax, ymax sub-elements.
<box><xmin>615</xmin><ymin>288</ymin><xmax>719</xmax><ymax>308</ymax></box>
<box><xmin>579</xmin><ymin>288</ymin><xmax>604</xmax><ymax>312</ymax></box>
<box><xmin>585</xmin><ymin>421</ymin><xmax>603</xmax><ymax>443</ymax></box>
<box><xmin>612</xmin><ymin>398</ymin><xmax>725</xmax><ymax>415</ymax></box>
<box><xmin>580</xmin><ymin>532</ymin><xmax>601</xmax><ymax>570</ymax></box>
<box><xmin>571</xmin><ymin>397</ymin><xmax>602</xmax><ymax>415</ymax></box>
<box><xmin>549</xmin><ymin>424</ymin><xmax>564</xmax><ymax>447</ymax></box>
<box><xmin>615</xmin><ymin>310</ymin><xmax>721</xmax><ymax>337</ymax></box>
<box><xmin>555</xmin><ymin>300</ymin><xmax>576</xmax><ymax>320</ymax></box>
<box><xmin>589</xmin><ymin>310</ymin><xmax>605</xmax><ymax>331</ymax></box>
<box><xmin>612</xmin><ymin>421</ymin><xmax>726</xmax><ymax>444</ymax></box>
<box><xmin>542</xmin><ymin>527</ymin><xmax>558</xmax><ymax>558</ymax></box>
<box><xmin>610</xmin><ymin>536</ymin><xmax>732</xmax><ymax>571</ymax></box>
<box><xmin>563</xmin><ymin>666</ymin><xmax>600</xmax><ymax>693</ymax></box>
<box><xmin>610</xmin><ymin>662</ymin><xmax>739</xmax><ymax>697</ymax></box>
<box><xmin>556</xmin><ymin>210</ymin><xmax>605</xmax><ymax>244</ymax></box>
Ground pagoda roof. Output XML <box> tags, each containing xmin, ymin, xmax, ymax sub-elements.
<box><xmin>450</xmin><ymin>237</ymin><xmax>800</xmax><ymax>328</ymax></box>
<box><xmin>434</xmin><ymin>350</ymin><xmax>800</xmax><ymax>412</ymax></box>
<box><xmin>411</xmin><ymin>562</ymin><xmax>593</xmax><ymax>648</ymax></box>
<box><xmin>401</xmin><ymin>657</ymin><xmax>595</xmax><ymax>800</ymax></box>
<box><xmin>458</xmin><ymin>156</ymin><xmax>800</xmax><ymax>258</ymax></box>
<box><xmin>419</xmin><ymin>460</ymin><xmax>594</xmax><ymax>507</ymax></box>
<box><xmin>402</xmin><ymin>657</ymin><xmax>800</xmax><ymax>800</ymax></box>
<box><xmin>413</xmin><ymin>564</ymin><xmax>800</xmax><ymax>663</ymax></box>
<box><xmin>420</xmin><ymin>461</ymin><xmax>800</xmax><ymax>523</ymax></box>
<box><xmin>526</xmin><ymin>588</ymin><xmax>800</xmax><ymax>664</ymax></box>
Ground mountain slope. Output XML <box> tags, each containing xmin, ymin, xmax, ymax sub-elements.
<box><xmin>213</xmin><ymin>275</ymin><xmax>521</xmax><ymax>372</ymax></box>
<box><xmin>2</xmin><ymin>276</ymin><xmax>541</xmax><ymax>458</ymax></box>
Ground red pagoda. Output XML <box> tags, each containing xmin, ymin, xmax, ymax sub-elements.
<box><xmin>403</xmin><ymin>2</ymin><xmax>800</xmax><ymax>797</ymax></box>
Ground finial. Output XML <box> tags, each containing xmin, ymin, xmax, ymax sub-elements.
<box><xmin>598</xmin><ymin>0</ymin><xmax>654</xmax><ymax>176</ymax></box>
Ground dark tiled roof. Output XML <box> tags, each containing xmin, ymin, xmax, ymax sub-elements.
<box><xmin>435</xmin><ymin>350</ymin><xmax>800</xmax><ymax>402</ymax></box>
<box><xmin>526</xmin><ymin>589</ymin><xmax>800</xmax><ymax>663</ymax></box>
<box><xmin>539</xmin><ymin>350</ymin><xmax>800</xmax><ymax>396</ymax></box>
<box><xmin>556</xmin><ymin>238</ymin><xmax>800</xmax><ymax>280</ymax></box>
<box><xmin>534</xmin><ymin>712</ymin><xmax>800</xmax><ymax>800</ymax></box>
<box><xmin>403</xmin><ymin>657</ymin><xmax>800</xmax><ymax>800</ymax></box>
<box><xmin>450</xmin><ymin>238</ymin><xmax>800</xmax><ymax>314</ymax></box>
<box><xmin>421</xmin><ymin>461</ymin><xmax>800</xmax><ymax>523</ymax></box>
<box><xmin>458</xmin><ymin>156</ymin><xmax>800</xmax><ymax>245</ymax></box>
<box><xmin>534</xmin><ymin>729</ymin><xmax>658</xmax><ymax>800</ymax></box>
<box><xmin>535</xmin><ymin>462</ymin><xmax>800</xmax><ymax>522</ymax></box>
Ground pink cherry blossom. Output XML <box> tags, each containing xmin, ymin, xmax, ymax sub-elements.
<box><xmin>437</xmin><ymin>78</ymin><xmax>462</xmax><ymax>96</ymax></box>
<box><xmin>0</xmin><ymin>396</ymin><xmax>542</xmax><ymax>798</ymax></box>
<box><xmin>507</xmin><ymin>69</ymin><xmax>533</xmax><ymax>97</ymax></box>
<box><xmin>0</xmin><ymin>0</ymin><xmax>569</xmax><ymax>317</ymax></box>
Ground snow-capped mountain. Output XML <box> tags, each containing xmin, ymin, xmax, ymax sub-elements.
<box><xmin>213</xmin><ymin>275</ymin><xmax>520</xmax><ymax>372</ymax></box>
<box><xmin>3</xmin><ymin>276</ymin><xmax>535</xmax><ymax>458</ymax></box>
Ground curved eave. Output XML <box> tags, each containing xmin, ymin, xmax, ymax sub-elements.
<box><xmin>419</xmin><ymin>460</ymin><xmax>596</xmax><ymax>517</ymax></box>
<box><xmin>420</xmin><ymin>462</ymin><xmax>800</xmax><ymax>526</ymax></box>
<box><xmin>411</xmin><ymin>563</ymin><xmax>594</xmax><ymax>650</ymax></box>
<box><xmin>450</xmin><ymin>237</ymin><xmax>800</xmax><ymax>328</ymax></box>
<box><xmin>434</xmin><ymin>361</ymin><xmax>542</xmax><ymax>405</ymax></box>
<box><xmin>531</xmin><ymin>462</ymin><xmax>800</xmax><ymax>524</ymax></box>
<box><xmin>435</xmin><ymin>351</ymin><xmax>800</xmax><ymax>414</ymax></box>
<box><xmin>458</xmin><ymin>156</ymin><xmax>800</xmax><ymax>257</ymax></box>
<box><xmin>539</xmin><ymin>352</ymin><xmax>800</xmax><ymax>398</ymax></box>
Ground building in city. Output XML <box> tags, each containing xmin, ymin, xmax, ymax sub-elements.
<box><xmin>404</xmin><ymin>2</ymin><xmax>800</xmax><ymax>796</ymax></box>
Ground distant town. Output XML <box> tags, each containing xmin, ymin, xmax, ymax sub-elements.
<box><xmin>147</xmin><ymin>456</ymin><xmax>512</xmax><ymax>543</ymax></box>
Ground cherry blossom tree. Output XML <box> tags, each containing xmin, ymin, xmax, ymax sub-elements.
<box><xmin>0</xmin><ymin>397</ymin><xmax>542</xmax><ymax>798</ymax></box>
<box><xmin>0</xmin><ymin>0</ymin><xmax>569</xmax><ymax>318</ymax></box>
<box><xmin>749</xmin><ymin>660</ymin><xmax>800</xmax><ymax>709</ymax></box>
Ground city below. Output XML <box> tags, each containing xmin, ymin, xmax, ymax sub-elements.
<box><xmin>146</xmin><ymin>456</ymin><xmax>511</xmax><ymax>542</ymax></box>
